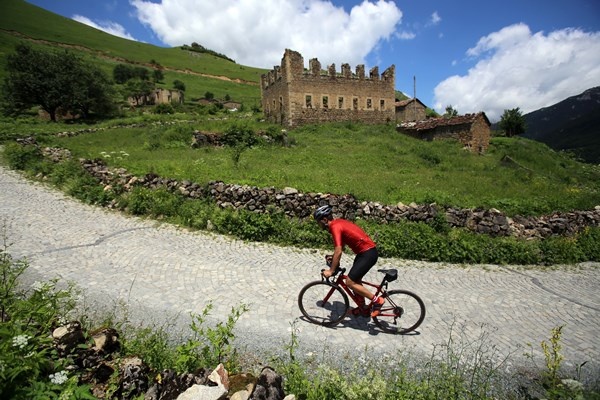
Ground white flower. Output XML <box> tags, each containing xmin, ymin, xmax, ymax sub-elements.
<box><xmin>49</xmin><ymin>370</ymin><xmax>68</xmax><ymax>385</ymax></box>
<box><xmin>31</xmin><ymin>281</ymin><xmax>44</xmax><ymax>291</ymax></box>
<box><xmin>59</xmin><ymin>389</ymin><xmax>74</xmax><ymax>400</ymax></box>
<box><xmin>12</xmin><ymin>334</ymin><xmax>31</xmax><ymax>349</ymax></box>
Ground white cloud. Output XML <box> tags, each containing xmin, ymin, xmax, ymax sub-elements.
<box><xmin>73</xmin><ymin>15</ymin><xmax>137</xmax><ymax>41</ymax></box>
<box><xmin>429</xmin><ymin>11</ymin><xmax>441</xmax><ymax>26</ymax></box>
<box><xmin>434</xmin><ymin>23</ymin><xmax>600</xmax><ymax>121</ymax></box>
<box><xmin>396</xmin><ymin>31</ymin><xmax>416</xmax><ymax>40</ymax></box>
<box><xmin>129</xmin><ymin>0</ymin><xmax>402</xmax><ymax>68</ymax></box>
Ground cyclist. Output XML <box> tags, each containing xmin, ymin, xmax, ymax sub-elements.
<box><xmin>313</xmin><ymin>205</ymin><xmax>384</xmax><ymax>317</ymax></box>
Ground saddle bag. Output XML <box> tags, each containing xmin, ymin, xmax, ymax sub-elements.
<box><xmin>384</xmin><ymin>269</ymin><xmax>398</xmax><ymax>282</ymax></box>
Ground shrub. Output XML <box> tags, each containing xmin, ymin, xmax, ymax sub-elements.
<box><xmin>3</xmin><ymin>142</ymin><xmax>42</xmax><ymax>170</ymax></box>
<box><xmin>373</xmin><ymin>221</ymin><xmax>449</xmax><ymax>261</ymax></box>
<box><xmin>64</xmin><ymin>172</ymin><xmax>112</xmax><ymax>206</ymax></box>
<box><xmin>154</xmin><ymin>103</ymin><xmax>175</xmax><ymax>114</ymax></box>
<box><xmin>176</xmin><ymin>199</ymin><xmax>215</xmax><ymax>230</ymax></box>
<box><xmin>123</xmin><ymin>187</ymin><xmax>182</xmax><ymax>217</ymax></box>
<box><xmin>540</xmin><ymin>236</ymin><xmax>585</xmax><ymax>265</ymax></box>
<box><xmin>576</xmin><ymin>227</ymin><xmax>600</xmax><ymax>261</ymax></box>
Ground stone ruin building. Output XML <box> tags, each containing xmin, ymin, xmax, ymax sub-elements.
<box><xmin>261</xmin><ymin>49</ymin><xmax>395</xmax><ymax>127</ymax></box>
<box><xmin>398</xmin><ymin>112</ymin><xmax>491</xmax><ymax>153</ymax></box>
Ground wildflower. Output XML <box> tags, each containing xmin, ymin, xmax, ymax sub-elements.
<box><xmin>49</xmin><ymin>370</ymin><xmax>68</xmax><ymax>385</ymax></box>
<box><xmin>31</xmin><ymin>281</ymin><xmax>44</xmax><ymax>291</ymax></box>
<box><xmin>59</xmin><ymin>389</ymin><xmax>74</xmax><ymax>400</ymax></box>
<box><xmin>12</xmin><ymin>334</ymin><xmax>31</xmax><ymax>349</ymax></box>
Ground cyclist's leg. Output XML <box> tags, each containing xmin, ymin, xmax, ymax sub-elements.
<box><xmin>346</xmin><ymin>247</ymin><xmax>379</xmax><ymax>300</ymax></box>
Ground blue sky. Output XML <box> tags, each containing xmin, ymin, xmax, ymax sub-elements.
<box><xmin>26</xmin><ymin>0</ymin><xmax>600</xmax><ymax>121</ymax></box>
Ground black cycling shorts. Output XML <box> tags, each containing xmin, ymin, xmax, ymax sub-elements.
<box><xmin>347</xmin><ymin>247</ymin><xmax>378</xmax><ymax>282</ymax></box>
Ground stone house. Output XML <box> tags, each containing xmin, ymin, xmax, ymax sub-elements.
<box><xmin>261</xmin><ymin>49</ymin><xmax>395</xmax><ymax>127</ymax></box>
<box><xmin>395</xmin><ymin>98</ymin><xmax>427</xmax><ymax>122</ymax></box>
<box><xmin>128</xmin><ymin>88</ymin><xmax>184</xmax><ymax>106</ymax></box>
<box><xmin>397</xmin><ymin>112</ymin><xmax>491</xmax><ymax>153</ymax></box>
<box><xmin>221</xmin><ymin>101</ymin><xmax>242</xmax><ymax>111</ymax></box>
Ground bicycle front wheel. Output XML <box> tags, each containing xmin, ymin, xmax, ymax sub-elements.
<box><xmin>373</xmin><ymin>290</ymin><xmax>426</xmax><ymax>334</ymax></box>
<box><xmin>298</xmin><ymin>281</ymin><xmax>349</xmax><ymax>327</ymax></box>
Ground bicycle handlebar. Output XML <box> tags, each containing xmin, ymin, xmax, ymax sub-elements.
<box><xmin>320</xmin><ymin>267</ymin><xmax>346</xmax><ymax>281</ymax></box>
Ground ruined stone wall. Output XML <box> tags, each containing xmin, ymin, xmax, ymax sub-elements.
<box><xmin>470</xmin><ymin>116</ymin><xmax>491</xmax><ymax>153</ymax></box>
<box><xmin>427</xmin><ymin>123</ymin><xmax>473</xmax><ymax>147</ymax></box>
<box><xmin>426</xmin><ymin>117</ymin><xmax>490</xmax><ymax>152</ymax></box>
<box><xmin>262</xmin><ymin>49</ymin><xmax>395</xmax><ymax>127</ymax></box>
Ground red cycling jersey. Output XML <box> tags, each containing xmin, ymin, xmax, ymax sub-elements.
<box><xmin>328</xmin><ymin>219</ymin><xmax>376</xmax><ymax>254</ymax></box>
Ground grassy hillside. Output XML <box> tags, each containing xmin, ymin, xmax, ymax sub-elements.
<box><xmin>0</xmin><ymin>0</ymin><xmax>265</xmax><ymax>104</ymax></box>
<box><xmin>46</xmin><ymin>120</ymin><xmax>600</xmax><ymax>217</ymax></box>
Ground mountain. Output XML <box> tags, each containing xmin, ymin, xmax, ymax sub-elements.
<box><xmin>522</xmin><ymin>87</ymin><xmax>600</xmax><ymax>164</ymax></box>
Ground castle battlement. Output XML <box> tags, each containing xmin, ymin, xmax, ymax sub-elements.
<box><xmin>261</xmin><ymin>49</ymin><xmax>395</xmax><ymax>127</ymax></box>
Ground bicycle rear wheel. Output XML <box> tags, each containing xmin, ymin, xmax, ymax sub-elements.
<box><xmin>298</xmin><ymin>281</ymin><xmax>349</xmax><ymax>327</ymax></box>
<box><xmin>373</xmin><ymin>289</ymin><xmax>426</xmax><ymax>334</ymax></box>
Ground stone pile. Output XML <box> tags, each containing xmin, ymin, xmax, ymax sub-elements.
<box><xmin>77</xmin><ymin>158</ymin><xmax>600</xmax><ymax>240</ymax></box>
<box><xmin>51</xmin><ymin>321</ymin><xmax>295</xmax><ymax>400</ymax></box>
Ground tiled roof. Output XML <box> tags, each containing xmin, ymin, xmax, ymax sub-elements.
<box><xmin>398</xmin><ymin>112</ymin><xmax>489</xmax><ymax>131</ymax></box>
<box><xmin>395</xmin><ymin>98</ymin><xmax>427</xmax><ymax>108</ymax></box>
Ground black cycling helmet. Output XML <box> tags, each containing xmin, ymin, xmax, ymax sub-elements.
<box><xmin>313</xmin><ymin>205</ymin><xmax>333</xmax><ymax>220</ymax></box>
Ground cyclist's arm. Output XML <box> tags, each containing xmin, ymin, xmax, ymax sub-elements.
<box><xmin>324</xmin><ymin>246</ymin><xmax>343</xmax><ymax>277</ymax></box>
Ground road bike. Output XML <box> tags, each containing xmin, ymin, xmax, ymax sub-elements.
<box><xmin>298</xmin><ymin>264</ymin><xmax>426</xmax><ymax>334</ymax></box>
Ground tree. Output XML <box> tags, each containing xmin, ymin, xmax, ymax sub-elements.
<box><xmin>444</xmin><ymin>105</ymin><xmax>458</xmax><ymax>118</ymax></box>
<box><xmin>124</xmin><ymin>78</ymin><xmax>155</xmax><ymax>106</ymax></box>
<box><xmin>499</xmin><ymin>108</ymin><xmax>526</xmax><ymax>137</ymax></box>
<box><xmin>2</xmin><ymin>43</ymin><xmax>115</xmax><ymax>121</ymax></box>
<box><xmin>68</xmin><ymin>61</ymin><xmax>116</xmax><ymax>118</ymax></box>
<box><xmin>173</xmin><ymin>80</ymin><xmax>186</xmax><ymax>92</ymax></box>
<box><xmin>113</xmin><ymin>64</ymin><xmax>133</xmax><ymax>84</ymax></box>
<box><xmin>152</xmin><ymin>69</ymin><xmax>164</xmax><ymax>83</ymax></box>
<box><xmin>204</xmin><ymin>91</ymin><xmax>214</xmax><ymax>100</ymax></box>
<box><xmin>222</xmin><ymin>123</ymin><xmax>258</xmax><ymax>167</ymax></box>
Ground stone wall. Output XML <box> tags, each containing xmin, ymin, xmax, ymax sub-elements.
<box><xmin>78</xmin><ymin>158</ymin><xmax>600</xmax><ymax>240</ymax></box>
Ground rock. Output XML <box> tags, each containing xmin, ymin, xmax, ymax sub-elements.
<box><xmin>208</xmin><ymin>364</ymin><xmax>229</xmax><ymax>391</ymax></box>
<box><xmin>176</xmin><ymin>384</ymin><xmax>227</xmax><ymax>400</ymax></box>
<box><xmin>53</xmin><ymin>321</ymin><xmax>85</xmax><ymax>356</ymax></box>
<box><xmin>248</xmin><ymin>367</ymin><xmax>285</xmax><ymax>400</ymax></box>
<box><xmin>120</xmin><ymin>356</ymin><xmax>149</xmax><ymax>399</ymax></box>
<box><xmin>91</xmin><ymin>327</ymin><xmax>120</xmax><ymax>354</ymax></box>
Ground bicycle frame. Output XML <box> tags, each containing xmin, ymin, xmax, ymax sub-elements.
<box><xmin>323</xmin><ymin>268</ymin><xmax>387</xmax><ymax>307</ymax></box>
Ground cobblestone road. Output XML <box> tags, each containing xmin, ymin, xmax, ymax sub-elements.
<box><xmin>1</xmin><ymin>165</ymin><xmax>598</xmax><ymax>369</ymax></box>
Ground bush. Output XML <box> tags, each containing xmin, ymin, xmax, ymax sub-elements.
<box><xmin>540</xmin><ymin>236</ymin><xmax>585</xmax><ymax>265</ymax></box>
<box><xmin>576</xmin><ymin>227</ymin><xmax>600</xmax><ymax>261</ymax></box>
<box><xmin>154</xmin><ymin>103</ymin><xmax>175</xmax><ymax>114</ymax></box>
<box><xmin>176</xmin><ymin>199</ymin><xmax>215</xmax><ymax>230</ymax></box>
<box><xmin>65</xmin><ymin>173</ymin><xmax>112</xmax><ymax>206</ymax></box>
<box><xmin>3</xmin><ymin>142</ymin><xmax>42</xmax><ymax>170</ymax></box>
<box><xmin>123</xmin><ymin>187</ymin><xmax>182</xmax><ymax>217</ymax></box>
<box><xmin>373</xmin><ymin>221</ymin><xmax>449</xmax><ymax>261</ymax></box>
